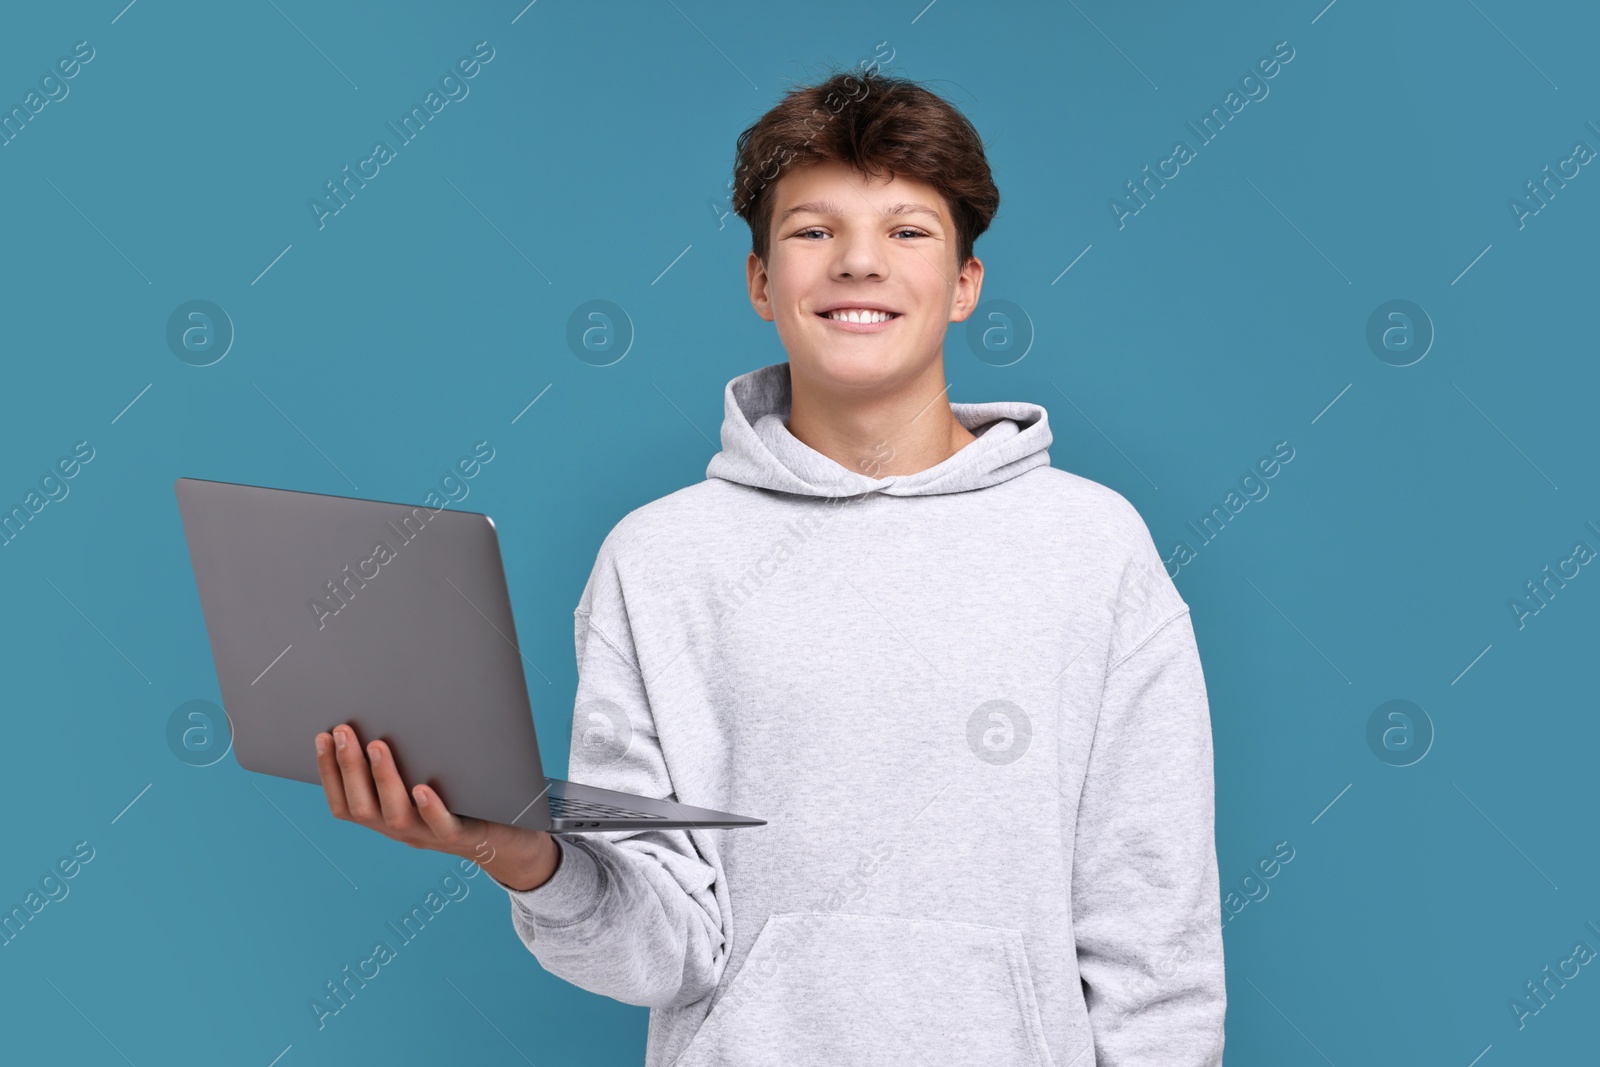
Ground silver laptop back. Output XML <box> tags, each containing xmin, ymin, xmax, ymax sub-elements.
<box><xmin>175</xmin><ymin>477</ymin><xmax>557</xmax><ymax>828</ymax></box>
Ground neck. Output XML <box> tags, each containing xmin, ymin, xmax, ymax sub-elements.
<box><xmin>784</xmin><ymin>358</ymin><xmax>978</xmax><ymax>479</ymax></box>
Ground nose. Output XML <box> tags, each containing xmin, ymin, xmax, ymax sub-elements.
<box><xmin>831</xmin><ymin>225</ymin><xmax>888</xmax><ymax>281</ymax></box>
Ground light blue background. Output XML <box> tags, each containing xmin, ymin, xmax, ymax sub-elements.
<box><xmin>1</xmin><ymin>1</ymin><xmax>1595</xmax><ymax>1063</ymax></box>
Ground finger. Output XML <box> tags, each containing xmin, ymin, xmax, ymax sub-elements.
<box><xmin>366</xmin><ymin>739</ymin><xmax>422</xmax><ymax>832</ymax></box>
<box><xmin>314</xmin><ymin>732</ymin><xmax>351</xmax><ymax>820</ymax></box>
<box><xmin>333</xmin><ymin>723</ymin><xmax>380</xmax><ymax>822</ymax></box>
<box><xmin>412</xmin><ymin>784</ymin><xmax>468</xmax><ymax>847</ymax></box>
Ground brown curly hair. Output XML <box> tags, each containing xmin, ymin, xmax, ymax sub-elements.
<box><xmin>730</xmin><ymin>68</ymin><xmax>1000</xmax><ymax>269</ymax></box>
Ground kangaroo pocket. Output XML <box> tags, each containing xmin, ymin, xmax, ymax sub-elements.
<box><xmin>672</xmin><ymin>912</ymin><xmax>1058</xmax><ymax>1067</ymax></box>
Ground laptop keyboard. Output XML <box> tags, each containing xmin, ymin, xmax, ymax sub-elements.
<box><xmin>547</xmin><ymin>794</ymin><xmax>667</xmax><ymax>821</ymax></box>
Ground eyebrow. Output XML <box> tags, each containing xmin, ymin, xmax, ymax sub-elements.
<box><xmin>777</xmin><ymin>199</ymin><xmax>943</xmax><ymax>226</ymax></box>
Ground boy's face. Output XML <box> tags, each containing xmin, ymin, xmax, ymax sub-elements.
<box><xmin>747</xmin><ymin>159</ymin><xmax>983</xmax><ymax>393</ymax></box>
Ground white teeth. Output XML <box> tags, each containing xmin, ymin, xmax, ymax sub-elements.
<box><xmin>826</xmin><ymin>309</ymin><xmax>892</xmax><ymax>323</ymax></box>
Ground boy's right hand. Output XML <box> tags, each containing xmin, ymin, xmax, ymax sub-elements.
<box><xmin>314</xmin><ymin>722</ymin><xmax>561</xmax><ymax>892</ymax></box>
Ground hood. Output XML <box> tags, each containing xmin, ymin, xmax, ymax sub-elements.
<box><xmin>705</xmin><ymin>362</ymin><xmax>1052</xmax><ymax>498</ymax></box>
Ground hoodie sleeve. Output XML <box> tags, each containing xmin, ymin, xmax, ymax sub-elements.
<box><xmin>493</xmin><ymin>535</ymin><xmax>729</xmax><ymax>1009</ymax></box>
<box><xmin>1071</xmin><ymin>514</ymin><xmax>1227</xmax><ymax>1065</ymax></box>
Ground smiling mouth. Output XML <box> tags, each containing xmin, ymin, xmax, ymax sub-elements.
<box><xmin>816</xmin><ymin>309</ymin><xmax>902</xmax><ymax>324</ymax></box>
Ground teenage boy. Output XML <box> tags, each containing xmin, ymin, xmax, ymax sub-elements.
<box><xmin>316</xmin><ymin>68</ymin><xmax>1226</xmax><ymax>1066</ymax></box>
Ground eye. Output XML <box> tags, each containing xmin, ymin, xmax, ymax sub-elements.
<box><xmin>795</xmin><ymin>227</ymin><xmax>828</xmax><ymax>239</ymax></box>
<box><xmin>892</xmin><ymin>228</ymin><xmax>928</xmax><ymax>239</ymax></box>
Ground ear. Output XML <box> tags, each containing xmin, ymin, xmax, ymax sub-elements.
<box><xmin>747</xmin><ymin>251</ymin><xmax>775</xmax><ymax>322</ymax></box>
<box><xmin>947</xmin><ymin>254</ymin><xmax>985</xmax><ymax>324</ymax></box>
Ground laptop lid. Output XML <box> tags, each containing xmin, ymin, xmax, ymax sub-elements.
<box><xmin>175</xmin><ymin>477</ymin><xmax>556</xmax><ymax>828</ymax></box>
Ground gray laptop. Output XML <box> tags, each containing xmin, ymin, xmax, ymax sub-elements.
<box><xmin>174</xmin><ymin>476</ymin><xmax>764</xmax><ymax>833</ymax></box>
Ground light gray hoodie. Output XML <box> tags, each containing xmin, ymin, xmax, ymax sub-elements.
<box><xmin>496</xmin><ymin>361</ymin><xmax>1226</xmax><ymax>1066</ymax></box>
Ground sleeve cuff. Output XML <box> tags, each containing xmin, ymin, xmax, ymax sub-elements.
<box><xmin>496</xmin><ymin>835</ymin><xmax>606</xmax><ymax>926</ymax></box>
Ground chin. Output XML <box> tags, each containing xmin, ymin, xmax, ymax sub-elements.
<box><xmin>793</xmin><ymin>348</ymin><xmax>911</xmax><ymax>392</ymax></box>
